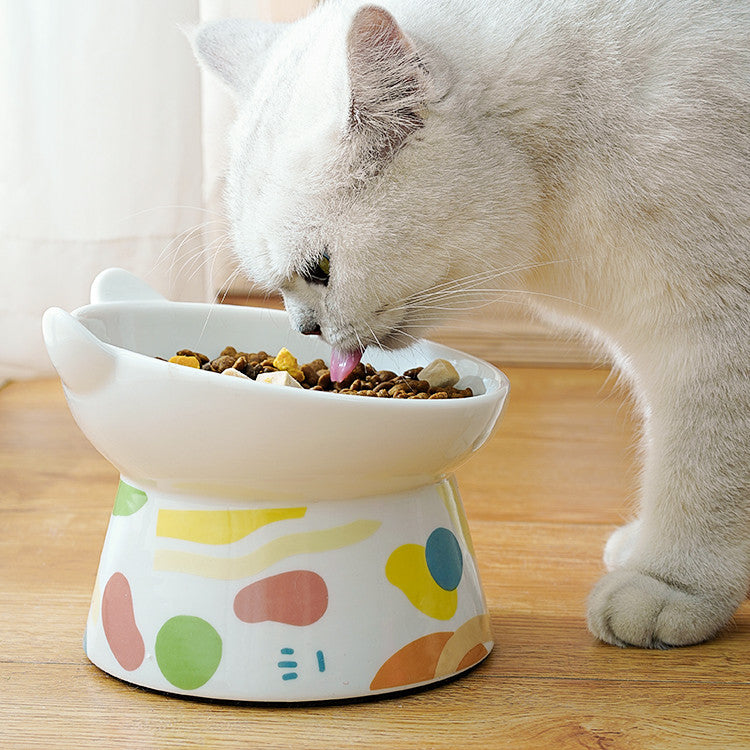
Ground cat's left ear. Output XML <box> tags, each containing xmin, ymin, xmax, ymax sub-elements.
<box><xmin>187</xmin><ymin>19</ymin><xmax>285</xmax><ymax>98</ymax></box>
<box><xmin>346</xmin><ymin>5</ymin><xmax>431</xmax><ymax>160</ymax></box>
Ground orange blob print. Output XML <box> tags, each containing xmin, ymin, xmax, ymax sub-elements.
<box><xmin>370</xmin><ymin>632</ymin><xmax>453</xmax><ymax>691</ymax></box>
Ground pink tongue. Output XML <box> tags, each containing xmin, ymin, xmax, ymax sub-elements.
<box><xmin>329</xmin><ymin>348</ymin><xmax>362</xmax><ymax>382</ymax></box>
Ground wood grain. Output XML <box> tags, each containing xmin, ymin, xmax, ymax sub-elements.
<box><xmin>1</xmin><ymin>371</ymin><xmax>747</xmax><ymax>750</ymax></box>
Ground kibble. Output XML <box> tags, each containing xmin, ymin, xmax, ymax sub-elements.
<box><xmin>163</xmin><ymin>347</ymin><xmax>474</xmax><ymax>399</ymax></box>
<box><xmin>221</xmin><ymin>367</ymin><xmax>250</xmax><ymax>379</ymax></box>
<box><xmin>168</xmin><ymin>354</ymin><xmax>200</xmax><ymax>368</ymax></box>
<box><xmin>256</xmin><ymin>370</ymin><xmax>303</xmax><ymax>388</ymax></box>
<box><xmin>417</xmin><ymin>358</ymin><xmax>460</xmax><ymax>389</ymax></box>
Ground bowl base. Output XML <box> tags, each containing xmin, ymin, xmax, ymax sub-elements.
<box><xmin>83</xmin><ymin>475</ymin><xmax>493</xmax><ymax>701</ymax></box>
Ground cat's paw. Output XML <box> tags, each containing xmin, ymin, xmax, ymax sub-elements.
<box><xmin>587</xmin><ymin>568</ymin><xmax>735</xmax><ymax>648</ymax></box>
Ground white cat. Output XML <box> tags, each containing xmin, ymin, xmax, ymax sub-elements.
<box><xmin>192</xmin><ymin>0</ymin><xmax>750</xmax><ymax>648</ymax></box>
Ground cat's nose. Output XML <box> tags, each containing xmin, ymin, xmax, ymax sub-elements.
<box><xmin>298</xmin><ymin>321</ymin><xmax>322</xmax><ymax>336</ymax></box>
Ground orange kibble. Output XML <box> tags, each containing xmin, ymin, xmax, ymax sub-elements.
<box><xmin>168</xmin><ymin>355</ymin><xmax>200</xmax><ymax>368</ymax></box>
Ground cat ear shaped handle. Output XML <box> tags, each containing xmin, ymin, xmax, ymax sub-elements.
<box><xmin>90</xmin><ymin>267</ymin><xmax>166</xmax><ymax>304</ymax></box>
<box><xmin>42</xmin><ymin>308</ymin><xmax>117</xmax><ymax>395</ymax></box>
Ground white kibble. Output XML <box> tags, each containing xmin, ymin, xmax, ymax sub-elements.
<box><xmin>256</xmin><ymin>370</ymin><xmax>303</xmax><ymax>388</ymax></box>
<box><xmin>417</xmin><ymin>358</ymin><xmax>460</xmax><ymax>389</ymax></box>
<box><xmin>222</xmin><ymin>367</ymin><xmax>250</xmax><ymax>379</ymax></box>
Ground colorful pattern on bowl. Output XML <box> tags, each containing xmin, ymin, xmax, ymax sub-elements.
<box><xmin>84</xmin><ymin>477</ymin><xmax>493</xmax><ymax>700</ymax></box>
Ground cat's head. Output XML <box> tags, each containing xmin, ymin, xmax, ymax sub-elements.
<box><xmin>193</xmin><ymin>2</ymin><xmax>535</xmax><ymax>374</ymax></box>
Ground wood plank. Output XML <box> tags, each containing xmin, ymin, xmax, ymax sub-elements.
<box><xmin>1</xmin><ymin>664</ymin><xmax>747</xmax><ymax>750</ymax></box>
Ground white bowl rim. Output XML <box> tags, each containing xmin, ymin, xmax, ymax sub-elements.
<box><xmin>70</xmin><ymin>298</ymin><xmax>510</xmax><ymax>409</ymax></box>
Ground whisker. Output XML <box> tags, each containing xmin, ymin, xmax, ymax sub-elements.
<box><xmin>401</xmin><ymin>288</ymin><xmax>594</xmax><ymax>314</ymax></box>
<box><xmin>394</xmin><ymin>258</ymin><xmax>579</xmax><ymax>309</ymax></box>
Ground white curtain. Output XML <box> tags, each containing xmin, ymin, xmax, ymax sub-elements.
<box><xmin>0</xmin><ymin>0</ymin><xmax>315</xmax><ymax>381</ymax></box>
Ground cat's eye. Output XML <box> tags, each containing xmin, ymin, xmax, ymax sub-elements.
<box><xmin>301</xmin><ymin>250</ymin><xmax>330</xmax><ymax>286</ymax></box>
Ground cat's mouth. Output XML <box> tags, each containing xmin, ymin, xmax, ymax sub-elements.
<box><xmin>326</xmin><ymin>312</ymin><xmax>425</xmax><ymax>382</ymax></box>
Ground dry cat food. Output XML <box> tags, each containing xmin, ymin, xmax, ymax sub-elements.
<box><xmin>162</xmin><ymin>346</ymin><xmax>474</xmax><ymax>399</ymax></box>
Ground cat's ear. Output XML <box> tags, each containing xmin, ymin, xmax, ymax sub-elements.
<box><xmin>188</xmin><ymin>19</ymin><xmax>284</xmax><ymax>97</ymax></box>
<box><xmin>346</xmin><ymin>5</ymin><xmax>430</xmax><ymax>161</ymax></box>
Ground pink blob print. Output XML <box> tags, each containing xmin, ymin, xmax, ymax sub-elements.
<box><xmin>101</xmin><ymin>572</ymin><xmax>145</xmax><ymax>671</ymax></box>
<box><xmin>234</xmin><ymin>570</ymin><xmax>328</xmax><ymax>626</ymax></box>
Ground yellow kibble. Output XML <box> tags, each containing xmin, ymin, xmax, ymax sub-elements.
<box><xmin>273</xmin><ymin>347</ymin><xmax>298</xmax><ymax>371</ymax></box>
<box><xmin>168</xmin><ymin>355</ymin><xmax>200</xmax><ymax>368</ymax></box>
<box><xmin>272</xmin><ymin>348</ymin><xmax>304</xmax><ymax>380</ymax></box>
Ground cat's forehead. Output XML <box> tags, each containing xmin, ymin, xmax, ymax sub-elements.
<box><xmin>256</xmin><ymin>23</ymin><xmax>347</xmax><ymax>137</ymax></box>
<box><xmin>236</xmin><ymin>30</ymin><xmax>350</xmax><ymax>199</ymax></box>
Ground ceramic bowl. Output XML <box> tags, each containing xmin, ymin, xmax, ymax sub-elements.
<box><xmin>42</xmin><ymin>268</ymin><xmax>510</xmax><ymax>701</ymax></box>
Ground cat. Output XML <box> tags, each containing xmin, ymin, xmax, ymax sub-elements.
<box><xmin>191</xmin><ymin>0</ymin><xmax>750</xmax><ymax>648</ymax></box>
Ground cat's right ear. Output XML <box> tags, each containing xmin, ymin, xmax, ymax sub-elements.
<box><xmin>345</xmin><ymin>6</ymin><xmax>433</xmax><ymax>163</ymax></box>
<box><xmin>186</xmin><ymin>19</ymin><xmax>284</xmax><ymax>98</ymax></box>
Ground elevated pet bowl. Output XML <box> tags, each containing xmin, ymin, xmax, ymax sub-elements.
<box><xmin>42</xmin><ymin>268</ymin><xmax>510</xmax><ymax>701</ymax></box>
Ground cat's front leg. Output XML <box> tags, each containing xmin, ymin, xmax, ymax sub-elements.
<box><xmin>586</xmin><ymin>365</ymin><xmax>749</xmax><ymax>648</ymax></box>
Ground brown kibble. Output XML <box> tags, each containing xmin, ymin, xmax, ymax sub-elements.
<box><xmin>375</xmin><ymin>370</ymin><xmax>397</xmax><ymax>383</ymax></box>
<box><xmin>428</xmin><ymin>391</ymin><xmax>449</xmax><ymax>399</ymax></box>
<box><xmin>212</xmin><ymin>355</ymin><xmax>237</xmax><ymax>373</ymax></box>
<box><xmin>317</xmin><ymin>370</ymin><xmax>331</xmax><ymax>389</ymax></box>
<box><xmin>301</xmin><ymin>363</ymin><xmax>320</xmax><ymax>387</ymax></box>
<box><xmin>220</xmin><ymin>346</ymin><xmax>237</xmax><ymax>358</ymax></box>
<box><xmin>403</xmin><ymin>367</ymin><xmax>423</xmax><ymax>379</ymax></box>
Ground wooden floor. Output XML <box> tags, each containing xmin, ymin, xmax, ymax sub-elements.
<box><xmin>1</xmin><ymin>370</ymin><xmax>748</xmax><ymax>749</ymax></box>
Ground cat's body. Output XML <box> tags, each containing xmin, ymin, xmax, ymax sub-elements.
<box><xmin>194</xmin><ymin>0</ymin><xmax>750</xmax><ymax>648</ymax></box>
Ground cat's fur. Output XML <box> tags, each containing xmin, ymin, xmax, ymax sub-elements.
<box><xmin>193</xmin><ymin>0</ymin><xmax>750</xmax><ymax>648</ymax></box>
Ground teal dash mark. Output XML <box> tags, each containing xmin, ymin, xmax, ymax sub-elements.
<box><xmin>279</xmin><ymin>648</ymin><xmax>298</xmax><ymax>681</ymax></box>
<box><xmin>316</xmin><ymin>650</ymin><xmax>326</xmax><ymax>673</ymax></box>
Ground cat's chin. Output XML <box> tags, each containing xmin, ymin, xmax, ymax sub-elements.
<box><xmin>364</xmin><ymin>320</ymin><xmax>427</xmax><ymax>353</ymax></box>
<box><xmin>376</xmin><ymin>330</ymin><xmax>420</xmax><ymax>351</ymax></box>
